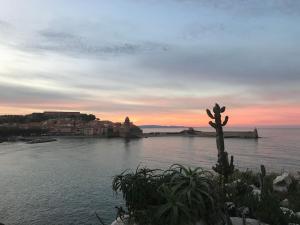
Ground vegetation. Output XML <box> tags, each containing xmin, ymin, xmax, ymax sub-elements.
<box><xmin>224</xmin><ymin>169</ymin><xmax>300</xmax><ymax>225</ymax></box>
<box><xmin>112</xmin><ymin>165</ymin><xmax>223</xmax><ymax>225</ymax></box>
<box><xmin>0</xmin><ymin>113</ymin><xmax>96</xmax><ymax>124</ymax></box>
<box><xmin>206</xmin><ymin>103</ymin><xmax>234</xmax><ymax>184</ymax></box>
<box><xmin>0</xmin><ymin>127</ymin><xmax>47</xmax><ymax>137</ymax></box>
<box><xmin>112</xmin><ymin>104</ymin><xmax>300</xmax><ymax>225</ymax></box>
<box><xmin>78</xmin><ymin>114</ymin><xmax>96</xmax><ymax>121</ymax></box>
<box><xmin>113</xmin><ymin>166</ymin><xmax>300</xmax><ymax>225</ymax></box>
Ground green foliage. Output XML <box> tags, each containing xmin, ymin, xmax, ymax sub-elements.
<box><xmin>112</xmin><ymin>167</ymin><xmax>166</xmax><ymax>224</ymax></box>
<box><xmin>164</xmin><ymin>164</ymin><xmax>221</xmax><ymax>224</ymax></box>
<box><xmin>0</xmin><ymin>127</ymin><xmax>47</xmax><ymax>137</ymax></box>
<box><xmin>0</xmin><ymin>113</ymin><xmax>49</xmax><ymax>123</ymax></box>
<box><xmin>0</xmin><ymin>115</ymin><xmax>27</xmax><ymax>123</ymax></box>
<box><xmin>112</xmin><ymin>164</ymin><xmax>222</xmax><ymax>225</ymax></box>
<box><xmin>0</xmin><ymin>113</ymin><xmax>96</xmax><ymax>124</ymax></box>
<box><xmin>226</xmin><ymin>169</ymin><xmax>300</xmax><ymax>225</ymax></box>
<box><xmin>155</xmin><ymin>184</ymin><xmax>193</xmax><ymax>225</ymax></box>
<box><xmin>113</xmin><ymin>165</ymin><xmax>300</xmax><ymax>225</ymax></box>
<box><xmin>255</xmin><ymin>192</ymin><xmax>288</xmax><ymax>225</ymax></box>
<box><xmin>229</xmin><ymin>169</ymin><xmax>258</xmax><ymax>186</ymax></box>
<box><xmin>287</xmin><ymin>178</ymin><xmax>300</xmax><ymax>211</ymax></box>
<box><xmin>79</xmin><ymin>114</ymin><xmax>96</xmax><ymax>121</ymax></box>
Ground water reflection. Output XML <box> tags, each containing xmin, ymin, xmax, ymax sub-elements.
<box><xmin>0</xmin><ymin>128</ymin><xmax>299</xmax><ymax>225</ymax></box>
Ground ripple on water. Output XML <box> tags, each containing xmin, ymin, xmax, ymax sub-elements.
<box><xmin>0</xmin><ymin>128</ymin><xmax>299</xmax><ymax>225</ymax></box>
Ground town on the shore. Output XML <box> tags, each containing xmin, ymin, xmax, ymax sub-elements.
<box><xmin>0</xmin><ymin>111</ymin><xmax>143</xmax><ymax>139</ymax></box>
<box><xmin>0</xmin><ymin>110</ymin><xmax>260</xmax><ymax>143</ymax></box>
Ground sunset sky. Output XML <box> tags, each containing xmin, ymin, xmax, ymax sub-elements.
<box><xmin>0</xmin><ymin>0</ymin><xmax>299</xmax><ymax>127</ymax></box>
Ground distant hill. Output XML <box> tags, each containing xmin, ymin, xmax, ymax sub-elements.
<box><xmin>139</xmin><ymin>125</ymin><xmax>186</xmax><ymax>128</ymax></box>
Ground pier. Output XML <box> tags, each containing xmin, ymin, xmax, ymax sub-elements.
<box><xmin>143</xmin><ymin>128</ymin><xmax>259</xmax><ymax>139</ymax></box>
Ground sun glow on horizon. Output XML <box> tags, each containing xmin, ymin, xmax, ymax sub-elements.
<box><xmin>0</xmin><ymin>104</ymin><xmax>299</xmax><ymax>127</ymax></box>
<box><xmin>0</xmin><ymin>0</ymin><xmax>299</xmax><ymax>127</ymax></box>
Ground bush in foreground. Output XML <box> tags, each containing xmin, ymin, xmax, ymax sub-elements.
<box><xmin>112</xmin><ymin>164</ymin><xmax>223</xmax><ymax>225</ymax></box>
<box><xmin>112</xmin><ymin>164</ymin><xmax>300</xmax><ymax>225</ymax></box>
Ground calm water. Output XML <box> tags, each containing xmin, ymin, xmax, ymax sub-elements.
<box><xmin>0</xmin><ymin>128</ymin><xmax>299</xmax><ymax>225</ymax></box>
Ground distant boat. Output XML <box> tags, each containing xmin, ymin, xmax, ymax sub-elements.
<box><xmin>26</xmin><ymin>138</ymin><xmax>57</xmax><ymax>144</ymax></box>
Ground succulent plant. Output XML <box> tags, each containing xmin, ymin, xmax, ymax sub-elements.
<box><xmin>112</xmin><ymin>164</ymin><xmax>222</xmax><ymax>225</ymax></box>
<box><xmin>258</xmin><ymin>165</ymin><xmax>267</xmax><ymax>194</ymax></box>
<box><xmin>206</xmin><ymin>103</ymin><xmax>234</xmax><ymax>183</ymax></box>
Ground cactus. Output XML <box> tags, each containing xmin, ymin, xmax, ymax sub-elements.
<box><xmin>258</xmin><ymin>164</ymin><xmax>266</xmax><ymax>194</ymax></box>
<box><xmin>206</xmin><ymin>103</ymin><xmax>234</xmax><ymax>182</ymax></box>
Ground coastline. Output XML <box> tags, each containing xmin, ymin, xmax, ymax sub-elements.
<box><xmin>0</xmin><ymin>128</ymin><xmax>299</xmax><ymax>225</ymax></box>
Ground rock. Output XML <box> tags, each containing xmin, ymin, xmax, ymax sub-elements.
<box><xmin>111</xmin><ymin>219</ymin><xmax>208</xmax><ymax>225</ymax></box>
<box><xmin>273</xmin><ymin>172</ymin><xmax>292</xmax><ymax>193</ymax></box>
<box><xmin>225</xmin><ymin>202</ymin><xmax>236</xmax><ymax>216</ymax></box>
<box><xmin>111</xmin><ymin>216</ymin><xmax>132</xmax><ymax>225</ymax></box>
<box><xmin>111</xmin><ymin>219</ymin><xmax>124</xmax><ymax>225</ymax></box>
<box><xmin>280</xmin><ymin>207</ymin><xmax>295</xmax><ymax>217</ymax></box>
<box><xmin>237</xmin><ymin>206</ymin><xmax>250</xmax><ymax>216</ymax></box>
<box><xmin>230</xmin><ymin>217</ymin><xmax>268</xmax><ymax>225</ymax></box>
<box><xmin>280</xmin><ymin>198</ymin><xmax>289</xmax><ymax>207</ymax></box>
<box><xmin>296</xmin><ymin>212</ymin><xmax>300</xmax><ymax>219</ymax></box>
<box><xmin>225</xmin><ymin>202</ymin><xmax>236</xmax><ymax>210</ymax></box>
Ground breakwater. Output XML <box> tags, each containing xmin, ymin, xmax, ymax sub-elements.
<box><xmin>143</xmin><ymin>128</ymin><xmax>259</xmax><ymax>139</ymax></box>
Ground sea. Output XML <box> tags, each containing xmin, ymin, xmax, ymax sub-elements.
<box><xmin>0</xmin><ymin>127</ymin><xmax>299</xmax><ymax>225</ymax></box>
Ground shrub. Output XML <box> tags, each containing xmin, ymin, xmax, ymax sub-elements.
<box><xmin>112</xmin><ymin>164</ymin><xmax>223</xmax><ymax>225</ymax></box>
<box><xmin>226</xmin><ymin>169</ymin><xmax>300</xmax><ymax>225</ymax></box>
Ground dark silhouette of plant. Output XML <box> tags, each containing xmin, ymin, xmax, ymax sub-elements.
<box><xmin>255</xmin><ymin>192</ymin><xmax>289</xmax><ymax>225</ymax></box>
<box><xmin>112</xmin><ymin>164</ymin><xmax>222</xmax><ymax>225</ymax></box>
<box><xmin>258</xmin><ymin>165</ymin><xmax>267</xmax><ymax>195</ymax></box>
<box><xmin>154</xmin><ymin>184</ymin><xmax>192</xmax><ymax>225</ymax></box>
<box><xmin>0</xmin><ymin>127</ymin><xmax>48</xmax><ymax>137</ymax></box>
<box><xmin>224</xmin><ymin>168</ymin><xmax>300</xmax><ymax>225</ymax></box>
<box><xmin>112</xmin><ymin>167</ymin><xmax>166</xmax><ymax>224</ymax></box>
<box><xmin>206</xmin><ymin>103</ymin><xmax>234</xmax><ymax>184</ymax></box>
<box><xmin>163</xmin><ymin>164</ymin><xmax>221</xmax><ymax>225</ymax></box>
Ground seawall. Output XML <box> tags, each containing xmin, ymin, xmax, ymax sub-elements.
<box><xmin>143</xmin><ymin>129</ymin><xmax>259</xmax><ymax>139</ymax></box>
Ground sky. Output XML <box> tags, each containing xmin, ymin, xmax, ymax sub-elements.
<box><xmin>0</xmin><ymin>0</ymin><xmax>299</xmax><ymax>127</ymax></box>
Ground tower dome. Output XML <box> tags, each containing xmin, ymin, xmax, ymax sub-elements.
<box><xmin>124</xmin><ymin>117</ymin><xmax>130</xmax><ymax>125</ymax></box>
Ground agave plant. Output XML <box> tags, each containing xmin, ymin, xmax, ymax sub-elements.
<box><xmin>112</xmin><ymin>164</ymin><xmax>223</xmax><ymax>225</ymax></box>
<box><xmin>164</xmin><ymin>164</ymin><xmax>221</xmax><ymax>224</ymax></box>
<box><xmin>154</xmin><ymin>184</ymin><xmax>192</xmax><ymax>225</ymax></box>
<box><xmin>112</xmin><ymin>167</ymin><xmax>166</xmax><ymax>224</ymax></box>
<box><xmin>169</xmin><ymin>165</ymin><xmax>215</xmax><ymax>208</ymax></box>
